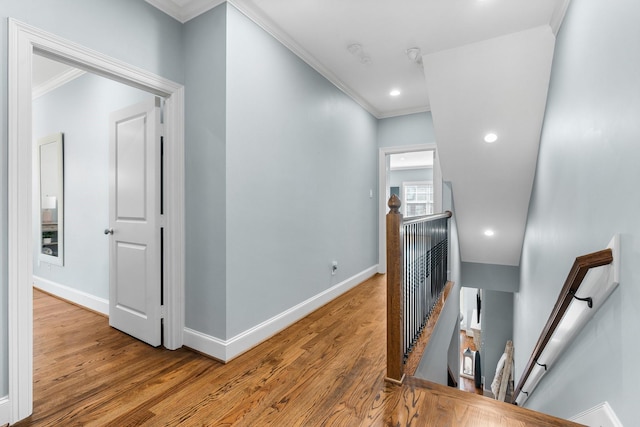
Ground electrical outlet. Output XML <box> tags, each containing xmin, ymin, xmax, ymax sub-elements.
<box><xmin>331</xmin><ymin>260</ymin><xmax>338</xmax><ymax>275</ymax></box>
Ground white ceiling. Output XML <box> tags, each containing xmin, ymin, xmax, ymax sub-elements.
<box><xmin>32</xmin><ymin>55</ymin><xmax>85</xmax><ymax>99</ymax></box>
<box><xmin>57</xmin><ymin>0</ymin><xmax>567</xmax><ymax>267</ymax></box>
<box><xmin>148</xmin><ymin>0</ymin><xmax>567</xmax><ymax>119</ymax></box>
<box><xmin>32</xmin><ymin>55</ymin><xmax>71</xmax><ymax>87</ymax></box>
<box><xmin>424</xmin><ymin>26</ymin><xmax>556</xmax><ymax>265</ymax></box>
<box><xmin>390</xmin><ymin>151</ymin><xmax>433</xmax><ymax>170</ymax></box>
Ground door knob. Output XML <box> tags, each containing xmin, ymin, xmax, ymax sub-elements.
<box><xmin>104</xmin><ymin>228</ymin><xmax>114</xmax><ymax>235</ymax></box>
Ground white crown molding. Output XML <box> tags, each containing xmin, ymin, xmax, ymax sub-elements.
<box><xmin>145</xmin><ymin>0</ymin><xmax>432</xmax><ymax>118</ymax></box>
<box><xmin>145</xmin><ymin>0</ymin><xmax>225</xmax><ymax>23</ymax></box>
<box><xmin>378</xmin><ymin>104</ymin><xmax>431</xmax><ymax>119</ymax></box>
<box><xmin>32</xmin><ymin>68</ymin><xmax>86</xmax><ymax>100</ymax></box>
<box><xmin>227</xmin><ymin>0</ymin><xmax>384</xmax><ymax>119</ymax></box>
<box><xmin>145</xmin><ymin>0</ymin><xmax>185</xmax><ymax>22</ymax></box>
<box><xmin>181</xmin><ymin>0</ymin><xmax>226</xmax><ymax>22</ymax></box>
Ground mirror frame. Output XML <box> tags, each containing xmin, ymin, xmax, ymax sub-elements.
<box><xmin>38</xmin><ymin>132</ymin><xmax>64</xmax><ymax>266</ymax></box>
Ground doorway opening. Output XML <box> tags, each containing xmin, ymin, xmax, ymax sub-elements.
<box><xmin>32</xmin><ymin>54</ymin><xmax>157</xmax><ymax>318</ymax></box>
<box><xmin>8</xmin><ymin>19</ymin><xmax>185</xmax><ymax>423</ymax></box>
<box><xmin>378</xmin><ymin>144</ymin><xmax>441</xmax><ymax>274</ymax></box>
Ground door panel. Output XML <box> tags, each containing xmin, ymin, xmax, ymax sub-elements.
<box><xmin>115</xmin><ymin>114</ymin><xmax>147</xmax><ymax>220</ymax></box>
<box><xmin>115</xmin><ymin>242</ymin><xmax>147</xmax><ymax>316</ymax></box>
<box><xmin>108</xmin><ymin>98</ymin><xmax>162</xmax><ymax>346</ymax></box>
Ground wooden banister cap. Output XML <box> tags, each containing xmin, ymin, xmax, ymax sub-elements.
<box><xmin>388</xmin><ymin>194</ymin><xmax>401</xmax><ymax>213</ymax></box>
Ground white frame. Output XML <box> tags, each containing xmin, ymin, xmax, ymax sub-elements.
<box><xmin>401</xmin><ymin>180</ymin><xmax>434</xmax><ymax>218</ymax></box>
<box><xmin>37</xmin><ymin>132</ymin><xmax>64</xmax><ymax>266</ymax></box>
<box><xmin>378</xmin><ymin>144</ymin><xmax>441</xmax><ymax>274</ymax></box>
<box><xmin>8</xmin><ymin>19</ymin><xmax>185</xmax><ymax>424</ymax></box>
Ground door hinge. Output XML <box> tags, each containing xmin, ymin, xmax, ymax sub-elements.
<box><xmin>160</xmin><ymin>305</ymin><xmax>167</xmax><ymax>319</ymax></box>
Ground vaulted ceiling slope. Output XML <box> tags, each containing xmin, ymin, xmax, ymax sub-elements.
<box><xmin>424</xmin><ymin>27</ymin><xmax>556</xmax><ymax>266</ymax></box>
<box><xmin>146</xmin><ymin>0</ymin><xmax>569</xmax><ymax>267</ymax></box>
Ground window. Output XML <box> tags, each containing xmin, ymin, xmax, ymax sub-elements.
<box><xmin>402</xmin><ymin>181</ymin><xmax>433</xmax><ymax>218</ymax></box>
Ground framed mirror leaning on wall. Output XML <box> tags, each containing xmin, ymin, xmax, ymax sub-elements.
<box><xmin>38</xmin><ymin>132</ymin><xmax>64</xmax><ymax>266</ymax></box>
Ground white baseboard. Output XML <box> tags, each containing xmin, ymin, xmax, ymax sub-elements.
<box><xmin>571</xmin><ymin>401</ymin><xmax>623</xmax><ymax>427</ymax></box>
<box><xmin>33</xmin><ymin>276</ymin><xmax>109</xmax><ymax>316</ymax></box>
<box><xmin>184</xmin><ymin>265</ymin><xmax>378</xmax><ymax>362</ymax></box>
<box><xmin>0</xmin><ymin>396</ymin><xmax>10</xmax><ymax>425</ymax></box>
<box><xmin>183</xmin><ymin>328</ymin><xmax>228</xmax><ymax>362</ymax></box>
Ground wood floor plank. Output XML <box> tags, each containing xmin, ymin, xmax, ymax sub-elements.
<box><xmin>15</xmin><ymin>278</ymin><xmax>582</xmax><ymax>426</ymax></box>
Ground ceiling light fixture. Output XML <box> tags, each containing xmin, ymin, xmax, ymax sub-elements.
<box><xmin>484</xmin><ymin>133</ymin><xmax>498</xmax><ymax>143</ymax></box>
<box><xmin>390</xmin><ymin>89</ymin><xmax>401</xmax><ymax>97</ymax></box>
<box><xmin>484</xmin><ymin>229</ymin><xmax>495</xmax><ymax>237</ymax></box>
<box><xmin>347</xmin><ymin>43</ymin><xmax>362</xmax><ymax>55</ymax></box>
<box><xmin>347</xmin><ymin>43</ymin><xmax>371</xmax><ymax>65</ymax></box>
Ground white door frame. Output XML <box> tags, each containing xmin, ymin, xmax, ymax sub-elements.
<box><xmin>7</xmin><ymin>19</ymin><xmax>185</xmax><ymax>423</ymax></box>
<box><xmin>378</xmin><ymin>143</ymin><xmax>441</xmax><ymax>274</ymax></box>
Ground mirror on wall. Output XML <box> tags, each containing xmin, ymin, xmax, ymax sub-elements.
<box><xmin>38</xmin><ymin>132</ymin><xmax>64</xmax><ymax>266</ymax></box>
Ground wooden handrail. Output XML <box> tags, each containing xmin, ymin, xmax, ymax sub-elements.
<box><xmin>402</xmin><ymin>211</ymin><xmax>453</xmax><ymax>226</ymax></box>
<box><xmin>386</xmin><ymin>194</ymin><xmax>453</xmax><ymax>384</ymax></box>
<box><xmin>511</xmin><ymin>248</ymin><xmax>613</xmax><ymax>404</ymax></box>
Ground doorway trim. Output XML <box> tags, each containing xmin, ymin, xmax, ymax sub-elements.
<box><xmin>378</xmin><ymin>144</ymin><xmax>440</xmax><ymax>274</ymax></box>
<box><xmin>8</xmin><ymin>19</ymin><xmax>185</xmax><ymax>423</ymax></box>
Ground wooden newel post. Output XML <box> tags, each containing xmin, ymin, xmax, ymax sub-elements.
<box><xmin>385</xmin><ymin>194</ymin><xmax>405</xmax><ymax>384</ymax></box>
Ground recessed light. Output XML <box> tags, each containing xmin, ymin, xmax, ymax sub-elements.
<box><xmin>484</xmin><ymin>133</ymin><xmax>498</xmax><ymax>143</ymax></box>
<box><xmin>390</xmin><ymin>89</ymin><xmax>401</xmax><ymax>97</ymax></box>
<box><xmin>484</xmin><ymin>229</ymin><xmax>495</xmax><ymax>237</ymax></box>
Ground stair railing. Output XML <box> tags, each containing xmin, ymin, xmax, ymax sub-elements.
<box><xmin>386</xmin><ymin>194</ymin><xmax>452</xmax><ymax>384</ymax></box>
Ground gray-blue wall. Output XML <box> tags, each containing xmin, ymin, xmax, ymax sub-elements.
<box><xmin>513</xmin><ymin>0</ymin><xmax>640</xmax><ymax>424</ymax></box>
<box><xmin>389</xmin><ymin>168</ymin><xmax>433</xmax><ymax>188</ymax></box>
<box><xmin>377</xmin><ymin>112</ymin><xmax>436</xmax><ymax>148</ymax></box>
<box><xmin>183</xmin><ymin>2</ymin><xmax>228</xmax><ymax>340</ymax></box>
<box><xmin>461</xmin><ymin>262</ymin><xmax>519</xmax><ymax>293</ymax></box>
<box><xmin>1</xmin><ymin>0</ymin><xmax>184</xmax><ymax>399</ymax></box>
<box><xmin>184</xmin><ymin>3</ymin><xmax>379</xmax><ymax>340</ymax></box>
<box><xmin>481</xmin><ymin>290</ymin><xmax>513</xmax><ymax>394</ymax></box>
<box><xmin>32</xmin><ymin>72</ymin><xmax>152</xmax><ymax>299</ymax></box>
<box><xmin>225</xmin><ymin>5</ymin><xmax>378</xmax><ymax>337</ymax></box>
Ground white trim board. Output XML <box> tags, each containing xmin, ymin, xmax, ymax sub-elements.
<box><xmin>0</xmin><ymin>397</ymin><xmax>11</xmax><ymax>426</ymax></box>
<box><xmin>32</xmin><ymin>276</ymin><xmax>109</xmax><ymax>316</ymax></box>
<box><xmin>32</xmin><ymin>68</ymin><xmax>86</xmax><ymax>100</ymax></box>
<box><xmin>571</xmin><ymin>402</ymin><xmax>623</xmax><ymax>427</ymax></box>
<box><xmin>184</xmin><ymin>265</ymin><xmax>379</xmax><ymax>362</ymax></box>
<box><xmin>144</xmin><ymin>0</ymin><xmax>428</xmax><ymax>119</ymax></box>
<box><xmin>8</xmin><ymin>19</ymin><xmax>186</xmax><ymax>424</ymax></box>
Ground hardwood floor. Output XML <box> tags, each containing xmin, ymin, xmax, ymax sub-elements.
<box><xmin>16</xmin><ymin>277</ymin><xmax>581</xmax><ymax>426</ymax></box>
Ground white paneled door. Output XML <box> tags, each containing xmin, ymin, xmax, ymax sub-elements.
<box><xmin>108</xmin><ymin>98</ymin><xmax>162</xmax><ymax>346</ymax></box>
